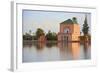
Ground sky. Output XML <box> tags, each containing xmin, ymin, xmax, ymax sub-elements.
<box><xmin>22</xmin><ymin>10</ymin><xmax>91</xmax><ymax>35</ymax></box>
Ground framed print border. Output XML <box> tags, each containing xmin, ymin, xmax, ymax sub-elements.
<box><xmin>11</xmin><ymin>1</ymin><xmax>97</xmax><ymax>71</ymax></box>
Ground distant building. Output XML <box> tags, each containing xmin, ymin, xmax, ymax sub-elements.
<box><xmin>58</xmin><ymin>18</ymin><xmax>80</xmax><ymax>42</ymax></box>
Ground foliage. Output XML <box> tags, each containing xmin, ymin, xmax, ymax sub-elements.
<box><xmin>72</xmin><ymin>17</ymin><xmax>78</xmax><ymax>24</ymax></box>
<box><xmin>35</xmin><ymin>28</ymin><xmax>45</xmax><ymax>39</ymax></box>
<box><xmin>82</xmin><ymin>15</ymin><xmax>89</xmax><ymax>35</ymax></box>
<box><xmin>23</xmin><ymin>33</ymin><xmax>32</xmax><ymax>40</ymax></box>
<box><xmin>46</xmin><ymin>30</ymin><xmax>57</xmax><ymax>41</ymax></box>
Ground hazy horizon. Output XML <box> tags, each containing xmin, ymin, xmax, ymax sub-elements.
<box><xmin>22</xmin><ymin>10</ymin><xmax>91</xmax><ymax>35</ymax></box>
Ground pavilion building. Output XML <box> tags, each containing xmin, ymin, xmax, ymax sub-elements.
<box><xmin>58</xmin><ymin>18</ymin><xmax>80</xmax><ymax>42</ymax></box>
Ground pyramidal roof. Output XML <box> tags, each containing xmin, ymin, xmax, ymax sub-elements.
<box><xmin>60</xmin><ymin>19</ymin><xmax>74</xmax><ymax>24</ymax></box>
<box><xmin>60</xmin><ymin>17</ymin><xmax>79</xmax><ymax>24</ymax></box>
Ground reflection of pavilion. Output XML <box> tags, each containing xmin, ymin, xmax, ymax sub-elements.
<box><xmin>58</xmin><ymin>18</ymin><xmax>80</xmax><ymax>42</ymax></box>
<box><xmin>69</xmin><ymin>43</ymin><xmax>80</xmax><ymax>59</ymax></box>
<box><xmin>57</xmin><ymin>42</ymin><xmax>80</xmax><ymax>60</ymax></box>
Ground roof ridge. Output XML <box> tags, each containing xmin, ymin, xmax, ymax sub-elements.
<box><xmin>60</xmin><ymin>19</ymin><xmax>73</xmax><ymax>24</ymax></box>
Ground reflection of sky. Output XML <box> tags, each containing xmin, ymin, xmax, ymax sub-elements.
<box><xmin>22</xmin><ymin>10</ymin><xmax>91</xmax><ymax>35</ymax></box>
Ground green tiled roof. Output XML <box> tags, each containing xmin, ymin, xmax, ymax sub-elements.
<box><xmin>60</xmin><ymin>19</ymin><xmax>74</xmax><ymax>24</ymax></box>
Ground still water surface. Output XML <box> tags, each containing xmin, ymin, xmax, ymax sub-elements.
<box><xmin>23</xmin><ymin>41</ymin><xmax>91</xmax><ymax>62</ymax></box>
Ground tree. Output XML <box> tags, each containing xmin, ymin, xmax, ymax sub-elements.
<box><xmin>36</xmin><ymin>28</ymin><xmax>45</xmax><ymax>39</ymax></box>
<box><xmin>82</xmin><ymin>15</ymin><xmax>89</xmax><ymax>35</ymax></box>
<box><xmin>23</xmin><ymin>32</ymin><xmax>32</xmax><ymax>40</ymax></box>
<box><xmin>46</xmin><ymin>31</ymin><xmax>57</xmax><ymax>41</ymax></box>
<box><xmin>46</xmin><ymin>30</ymin><xmax>52</xmax><ymax>40</ymax></box>
<box><xmin>72</xmin><ymin>17</ymin><xmax>78</xmax><ymax>24</ymax></box>
<box><xmin>52</xmin><ymin>32</ymin><xmax>57</xmax><ymax>40</ymax></box>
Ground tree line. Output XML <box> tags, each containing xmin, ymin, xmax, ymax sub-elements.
<box><xmin>23</xmin><ymin>28</ymin><xmax>57</xmax><ymax>41</ymax></box>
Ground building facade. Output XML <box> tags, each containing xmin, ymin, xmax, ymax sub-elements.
<box><xmin>58</xmin><ymin>18</ymin><xmax>80</xmax><ymax>42</ymax></box>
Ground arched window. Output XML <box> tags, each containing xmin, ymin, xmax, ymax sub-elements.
<box><xmin>64</xmin><ymin>28</ymin><xmax>70</xmax><ymax>33</ymax></box>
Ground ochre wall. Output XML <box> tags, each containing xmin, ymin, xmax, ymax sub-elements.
<box><xmin>58</xmin><ymin>23</ymin><xmax>80</xmax><ymax>42</ymax></box>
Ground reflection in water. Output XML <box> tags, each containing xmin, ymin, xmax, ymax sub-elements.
<box><xmin>69</xmin><ymin>43</ymin><xmax>80</xmax><ymax>60</ymax></box>
<box><xmin>57</xmin><ymin>42</ymin><xmax>80</xmax><ymax>60</ymax></box>
<box><xmin>83</xmin><ymin>42</ymin><xmax>91</xmax><ymax>59</ymax></box>
<box><xmin>23</xmin><ymin>41</ymin><xmax>91</xmax><ymax>62</ymax></box>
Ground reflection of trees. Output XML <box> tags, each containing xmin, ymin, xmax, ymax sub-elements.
<box><xmin>23</xmin><ymin>40</ymin><xmax>81</xmax><ymax>60</ymax></box>
<box><xmin>23</xmin><ymin>41</ymin><xmax>45</xmax><ymax>50</ymax></box>
<box><xmin>23</xmin><ymin>40</ymin><xmax>33</xmax><ymax>48</ymax></box>
<box><xmin>23</xmin><ymin>40</ymin><xmax>57</xmax><ymax>50</ymax></box>
<box><xmin>34</xmin><ymin>41</ymin><xmax>57</xmax><ymax>49</ymax></box>
<box><xmin>46</xmin><ymin>41</ymin><xmax>57</xmax><ymax>48</ymax></box>
<box><xmin>33</xmin><ymin>42</ymin><xmax>45</xmax><ymax>50</ymax></box>
<box><xmin>83</xmin><ymin>42</ymin><xmax>91</xmax><ymax>59</ymax></box>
